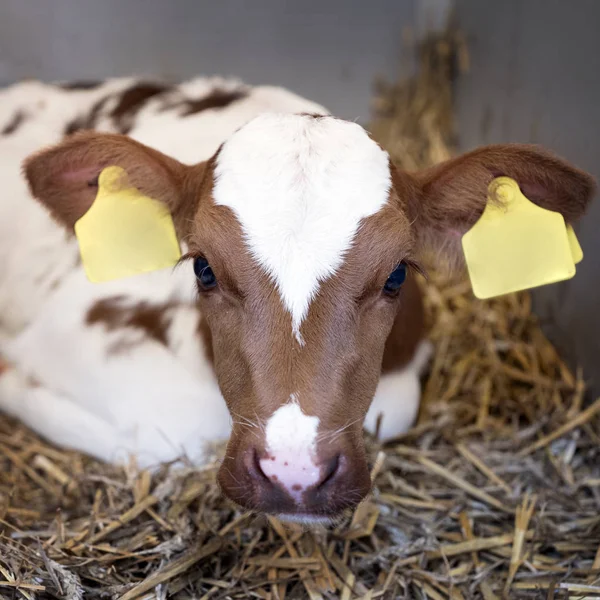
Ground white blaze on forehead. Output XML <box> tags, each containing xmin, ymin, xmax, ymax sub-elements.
<box><xmin>260</xmin><ymin>398</ymin><xmax>321</xmax><ymax>500</ymax></box>
<box><xmin>212</xmin><ymin>113</ymin><xmax>391</xmax><ymax>342</ymax></box>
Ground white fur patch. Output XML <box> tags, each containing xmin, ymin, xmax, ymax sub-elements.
<box><xmin>260</xmin><ymin>398</ymin><xmax>321</xmax><ymax>499</ymax></box>
<box><xmin>212</xmin><ymin>114</ymin><xmax>391</xmax><ymax>342</ymax></box>
<box><xmin>364</xmin><ymin>340</ymin><xmax>433</xmax><ymax>440</ymax></box>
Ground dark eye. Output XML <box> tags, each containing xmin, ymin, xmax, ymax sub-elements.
<box><xmin>383</xmin><ymin>262</ymin><xmax>408</xmax><ymax>295</ymax></box>
<box><xmin>193</xmin><ymin>257</ymin><xmax>217</xmax><ymax>290</ymax></box>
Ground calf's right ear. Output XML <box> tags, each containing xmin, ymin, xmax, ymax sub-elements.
<box><xmin>23</xmin><ymin>132</ymin><xmax>191</xmax><ymax>229</ymax></box>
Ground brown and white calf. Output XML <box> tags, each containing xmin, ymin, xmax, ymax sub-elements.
<box><xmin>0</xmin><ymin>77</ymin><xmax>594</xmax><ymax>520</ymax></box>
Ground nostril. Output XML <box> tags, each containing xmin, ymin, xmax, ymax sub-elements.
<box><xmin>255</xmin><ymin>451</ymin><xmax>273</xmax><ymax>484</ymax></box>
<box><xmin>247</xmin><ymin>448</ymin><xmax>272</xmax><ymax>484</ymax></box>
<box><xmin>316</xmin><ymin>454</ymin><xmax>340</xmax><ymax>490</ymax></box>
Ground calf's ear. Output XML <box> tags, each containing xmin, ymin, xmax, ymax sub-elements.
<box><xmin>23</xmin><ymin>132</ymin><xmax>191</xmax><ymax>229</ymax></box>
<box><xmin>404</xmin><ymin>144</ymin><xmax>596</xmax><ymax>266</ymax></box>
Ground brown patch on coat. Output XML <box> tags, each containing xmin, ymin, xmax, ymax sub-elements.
<box><xmin>64</xmin><ymin>82</ymin><xmax>170</xmax><ymax>136</ymax></box>
<box><xmin>86</xmin><ymin>296</ymin><xmax>174</xmax><ymax>347</ymax></box>
<box><xmin>2</xmin><ymin>110</ymin><xmax>27</xmax><ymax>135</ymax></box>
<box><xmin>160</xmin><ymin>88</ymin><xmax>248</xmax><ymax>117</ymax></box>
<box><xmin>64</xmin><ymin>97</ymin><xmax>110</xmax><ymax>136</ymax></box>
<box><xmin>110</xmin><ymin>83</ymin><xmax>171</xmax><ymax>133</ymax></box>
<box><xmin>179</xmin><ymin>89</ymin><xmax>248</xmax><ymax>116</ymax></box>
<box><xmin>57</xmin><ymin>81</ymin><xmax>103</xmax><ymax>91</ymax></box>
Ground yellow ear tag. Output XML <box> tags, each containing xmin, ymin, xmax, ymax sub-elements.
<box><xmin>461</xmin><ymin>176</ymin><xmax>583</xmax><ymax>300</ymax></box>
<box><xmin>74</xmin><ymin>166</ymin><xmax>182</xmax><ymax>283</ymax></box>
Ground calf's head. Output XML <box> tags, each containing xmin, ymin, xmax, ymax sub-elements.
<box><xmin>24</xmin><ymin>114</ymin><xmax>595</xmax><ymax>520</ymax></box>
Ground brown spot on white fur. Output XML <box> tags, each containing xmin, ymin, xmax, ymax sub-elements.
<box><xmin>179</xmin><ymin>89</ymin><xmax>248</xmax><ymax>116</ymax></box>
<box><xmin>64</xmin><ymin>97</ymin><xmax>111</xmax><ymax>136</ymax></box>
<box><xmin>61</xmin><ymin>83</ymin><xmax>246</xmax><ymax>139</ymax></box>
<box><xmin>86</xmin><ymin>296</ymin><xmax>173</xmax><ymax>348</ymax></box>
<box><xmin>57</xmin><ymin>80</ymin><xmax>103</xmax><ymax>91</ymax></box>
<box><xmin>64</xmin><ymin>82</ymin><xmax>171</xmax><ymax>136</ymax></box>
<box><xmin>110</xmin><ymin>83</ymin><xmax>171</xmax><ymax>134</ymax></box>
<box><xmin>2</xmin><ymin>110</ymin><xmax>27</xmax><ymax>136</ymax></box>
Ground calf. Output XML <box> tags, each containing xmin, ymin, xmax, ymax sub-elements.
<box><xmin>0</xmin><ymin>77</ymin><xmax>594</xmax><ymax>520</ymax></box>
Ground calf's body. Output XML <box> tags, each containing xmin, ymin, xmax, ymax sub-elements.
<box><xmin>0</xmin><ymin>77</ymin><xmax>593</xmax><ymax>519</ymax></box>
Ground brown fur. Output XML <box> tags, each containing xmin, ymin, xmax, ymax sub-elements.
<box><xmin>57</xmin><ymin>81</ymin><xmax>103</xmax><ymax>91</ymax></box>
<box><xmin>2</xmin><ymin>110</ymin><xmax>27</xmax><ymax>136</ymax></box>
<box><xmin>86</xmin><ymin>296</ymin><xmax>174</xmax><ymax>348</ymax></box>
<box><xmin>64</xmin><ymin>97</ymin><xmax>111</xmax><ymax>136</ymax></box>
<box><xmin>23</xmin><ymin>127</ymin><xmax>596</xmax><ymax>515</ymax></box>
<box><xmin>64</xmin><ymin>82</ymin><xmax>171</xmax><ymax>136</ymax></box>
<box><xmin>197</xmin><ymin>317</ymin><xmax>215</xmax><ymax>366</ymax></box>
<box><xmin>110</xmin><ymin>83</ymin><xmax>171</xmax><ymax>134</ymax></box>
<box><xmin>62</xmin><ymin>84</ymin><xmax>246</xmax><ymax>138</ymax></box>
<box><xmin>381</xmin><ymin>276</ymin><xmax>424</xmax><ymax>374</ymax></box>
<box><xmin>180</xmin><ymin>89</ymin><xmax>248</xmax><ymax>116</ymax></box>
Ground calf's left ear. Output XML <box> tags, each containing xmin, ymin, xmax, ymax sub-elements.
<box><xmin>406</xmin><ymin>143</ymin><xmax>596</xmax><ymax>264</ymax></box>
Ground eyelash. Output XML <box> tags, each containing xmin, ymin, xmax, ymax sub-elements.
<box><xmin>176</xmin><ymin>252</ymin><xmax>197</xmax><ymax>267</ymax></box>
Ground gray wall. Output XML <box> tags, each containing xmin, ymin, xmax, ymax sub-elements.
<box><xmin>455</xmin><ymin>0</ymin><xmax>600</xmax><ymax>395</ymax></box>
<box><xmin>0</xmin><ymin>0</ymin><xmax>421</xmax><ymax>123</ymax></box>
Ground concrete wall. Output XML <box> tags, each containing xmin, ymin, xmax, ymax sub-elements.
<box><xmin>455</xmin><ymin>0</ymin><xmax>600</xmax><ymax>395</ymax></box>
<box><xmin>0</xmin><ymin>0</ymin><xmax>419</xmax><ymax>123</ymax></box>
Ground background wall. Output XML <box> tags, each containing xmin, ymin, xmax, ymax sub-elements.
<box><xmin>1</xmin><ymin>0</ymin><xmax>598</xmax><ymax>394</ymax></box>
<box><xmin>0</xmin><ymin>0</ymin><xmax>422</xmax><ymax>122</ymax></box>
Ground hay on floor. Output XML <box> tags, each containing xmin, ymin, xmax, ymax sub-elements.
<box><xmin>1</xmin><ymin>28</ymin><xmax>600</xmax><ymax>600</ymax></box>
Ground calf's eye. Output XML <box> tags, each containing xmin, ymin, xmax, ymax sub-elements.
<box><xmin>193</xmin><ymin>257</ymin><xmax>217</xmax><ymax>290</ymax></box>
<box><xmin>383</xmin><ymin>262</ymin><xmax>407</xmax><ymax>295</ymax></box>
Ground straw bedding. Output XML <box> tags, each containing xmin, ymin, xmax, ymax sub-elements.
<box><xmin>1</xmin><ymin>29</ymin><xmax>599</xmax><ymax>600</ymax></box>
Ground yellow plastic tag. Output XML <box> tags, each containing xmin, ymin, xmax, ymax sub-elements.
<box><xmin>567</xmin><ymin>223</ymin><xmax>583</xmax><ymax>264</ymax></box>
<box><xmin>462</xmin><ymin>176</ymin><xmax>583</xmax><ymax>300</ymax></box>
<box><xmin>74</xmin><ymin>166</ymin><xmax>181</xmax><ymax>283</ymax></box>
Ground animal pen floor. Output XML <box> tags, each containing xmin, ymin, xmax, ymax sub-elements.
<box><xmin>1</xmin><ymin>30</ymin><xmax>599</xmax><ymax>600</ymax></box>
